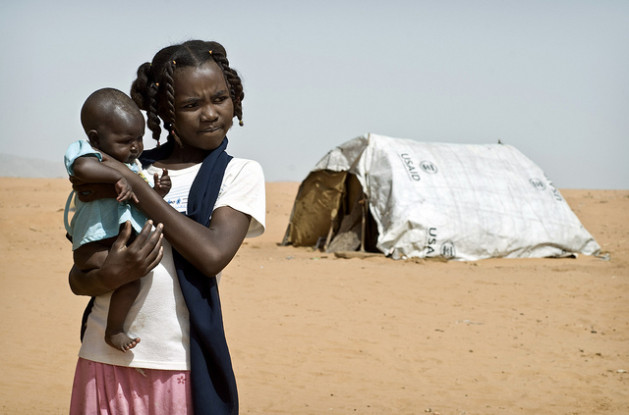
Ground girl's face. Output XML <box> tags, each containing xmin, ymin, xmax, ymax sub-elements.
<box><xmin>92</xmin><ymin>109</ymin><xmax>145</xmax><ymax>163</ymax></box>
<box><xmin>172</xmin><ymin>61</ymin><xmax>234</xmax><ymax>152</ymax></box>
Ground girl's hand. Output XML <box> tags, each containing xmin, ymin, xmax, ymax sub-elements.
<box><xmin>69</xmin><ymin>221</ymin><xmax>164</xmax><ymax>296</ymax></box>
<box><xmin>154</xmin><ymin>169</ymin><xmax>171</xmax><ymax>197</ymax></box>
<box><xmin>102</xmin><ymin>220</ymin><xmax>164</xmax><ymax>284</ymax></box>
<box><xmin>70</xmin><ymin>176</ymin><xmax>118</xmax><ymax>202</ymax></box>
<box><xmin>114</xmin><ymin>178</ymin><xmax>139</xmax><ymax>203</ymax></box>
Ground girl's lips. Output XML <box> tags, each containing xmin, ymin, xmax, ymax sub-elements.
<box><xmin>199</xmin><ymin>125</ymin><xmax>221</xmax><ymax>133</ymax></box>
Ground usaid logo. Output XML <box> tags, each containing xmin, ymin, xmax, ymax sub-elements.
<box><xmin>420</xmin><ymin>160</ymin><xmax>438</xmax><ymax>174</ymax></box>
<box><xmin>426</xmin><ymin>227</ymin><xmax>438</xmax><ymax>255</ymax></box>
<box><xmin>440</xmin><ymin>241</ymin><xmax>456</xmax><ymax>259</ymax></box>
<box><xmin>399</xmin><ymin>153</ymin><xmax>421</xmax><ymax>181</ymax></box>
<box><xmin>426</xmin><ymin>228</ymin><xmax>455</xmax><ymax>259</ymax></box>
<box><xmin>550</xmin><ymin>184</ymin><xmax>563</xmax><ymax>201</ymax></box>
<box><xmin>545</xmin><ymin>176</ymin><xmax>563</xmax><ymax>202</ymax></box>
<box><xmin>529</xmin><ymin>178</ymin><xmax>546</xmax><ymax>191</ymax></box>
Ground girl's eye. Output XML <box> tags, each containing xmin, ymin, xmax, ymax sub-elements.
<box><xmin>213</xmin><ymin>96</ymin><xmax>227</xmax><ymax>104</ymax></box>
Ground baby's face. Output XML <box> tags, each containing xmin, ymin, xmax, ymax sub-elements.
<box><xmin>96</xmin><ymin>110</ymin><xmax>145</xmax><ymax>163</ymax></box>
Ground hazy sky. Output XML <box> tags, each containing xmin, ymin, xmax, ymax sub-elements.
<box><xmin>1</xmin><ymin>0</ymin><xmax>627</xmax><ymax>188</ymax></box>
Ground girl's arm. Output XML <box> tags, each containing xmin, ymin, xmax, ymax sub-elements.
<box><xmin>107</xmin><ymin>159</ymin><xmax>252</xmax><ymax>277</ymax></box>
<box><xmin>72</xmin><ymin>157</ymin><xmax>137</xmax><ymax>202</ymax></box>
<box><xmin>72</xmin><ymin>156</ymin><xmax>124</xmax><ymax>184</ymax></box>
<box><xmin>69</xmin><ymin>221</ymin><xmax>164</xmax><ymax>296</ymax></box>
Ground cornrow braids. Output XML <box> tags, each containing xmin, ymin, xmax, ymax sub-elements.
<box><xmin>129</xmin><ymin>40</ymin><xmax>245</xmax><ymax>145</ymax></box>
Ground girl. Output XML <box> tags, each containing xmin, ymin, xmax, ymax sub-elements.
<box><xmin>69</xmin><ymin>40</ymin><xmax>266</xmax><ymax>415</ymax></box>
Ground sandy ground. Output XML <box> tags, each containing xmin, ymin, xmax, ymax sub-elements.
<box><xmin>0</xmin><ymin>177</ymin><xmax>627</xmax><ymax>414</ymax></box>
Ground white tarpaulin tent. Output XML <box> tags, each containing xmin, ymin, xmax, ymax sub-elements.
<box><xmin>282</xmin><ymin>133</ymin><xmax>601</xmax><ymax>260</ymax></box>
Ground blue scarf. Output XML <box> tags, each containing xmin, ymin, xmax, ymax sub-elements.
<box><xmin>140</xmin><ymin>138</ymin><xmax>238</xmax><ymax>415</ymax></box>
<box><xmin>80</xmin><ymin>138</ymin><xmax>238</xmax><ymax>415</ymax></box>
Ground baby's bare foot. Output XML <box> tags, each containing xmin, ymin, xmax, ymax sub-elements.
<box><xmin>105</xmin><ymin>331</ymin><xmax>141</xmax><ymax>352</ymax></box>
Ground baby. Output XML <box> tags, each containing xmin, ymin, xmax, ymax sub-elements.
<box><xmin>64</xmin><ymin>88</ymin><xmax>170</xmax><ymax>351</ymax></box>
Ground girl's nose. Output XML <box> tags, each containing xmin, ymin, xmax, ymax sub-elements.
<box><xmin>201</xmin><ymin>104</ymin><xmax>218</xmax><ymax>120</ymax></box>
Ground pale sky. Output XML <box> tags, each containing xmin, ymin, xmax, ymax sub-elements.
<box><xmin>1</xmin><ymin>0</ymin><xmax>627</xmax><ymax>188</ymax></box>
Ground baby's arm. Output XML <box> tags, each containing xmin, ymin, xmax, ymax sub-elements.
<box><xmin>72</xmin><ymin>157</ymin><xmax>137</xmax><ymax>203</ymax></box>
<box><xmin>153</xmin><ymin>168</ymin><xmax>171</xmax><ymax>197</ymax></box>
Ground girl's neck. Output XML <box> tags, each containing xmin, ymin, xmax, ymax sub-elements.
<box><xmin>154</xmin><ymin>143</ymin><xmax>209</xmax><ymax>170</ymax></box>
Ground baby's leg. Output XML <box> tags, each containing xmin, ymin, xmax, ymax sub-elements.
<box><xmin>105</xmin><ymin>280</ymin><xmax>141</xmax><ymax>352</ymax></box>
<box><xmin>73</xmin><ymin>239</ymin><xmax>141</xmax><ymax>352</ymax></box>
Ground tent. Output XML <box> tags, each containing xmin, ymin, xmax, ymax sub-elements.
<box><xmin>281</xmin><ymin>133</ymin><xmax>601</xmax><ymax>261</ymax></box>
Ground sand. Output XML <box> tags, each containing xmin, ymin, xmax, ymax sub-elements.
<box><xmin>0</xmin><ymin>177</ymin><xmax>627</xmax><ymax>414</ymax></box>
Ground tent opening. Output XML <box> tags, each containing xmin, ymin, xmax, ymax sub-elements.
<box><xmin>281</xmin><ymin>170</ymin><xmax>379</xmax><ymax>253</ymax></box>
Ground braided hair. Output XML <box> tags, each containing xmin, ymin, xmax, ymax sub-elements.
<box><xmin>130</xmin><ymin>40</ymin><xmax>245</xmax><ymax>144</ymax></box>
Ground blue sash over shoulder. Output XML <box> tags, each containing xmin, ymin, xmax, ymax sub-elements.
<box><xmin>140</xmin><ymin>138</ymin><xmax>238</xmax><ymax>415</ymax></box>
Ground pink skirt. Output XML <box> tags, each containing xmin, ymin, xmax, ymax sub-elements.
<box><xmin>70</xmin><ymin>358</ymin><xmax>193</xmax><ymax>415</ymax></box>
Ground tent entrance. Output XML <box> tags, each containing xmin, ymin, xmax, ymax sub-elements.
<box><xmin>281</xmin><ymin>170</ymin><xmax>378</xmax><ymax>253</ymax></box>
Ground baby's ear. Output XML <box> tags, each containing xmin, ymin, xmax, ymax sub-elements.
<box><xmin>86</xmin><ymin>130</ymin><xmax>100</xmax><ymax>148</ymax></box>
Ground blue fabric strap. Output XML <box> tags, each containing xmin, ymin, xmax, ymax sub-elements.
<box><xmin>143</xmin><ymin>137</ymin><xmax>237</xmax><ymax>414</ymax></box>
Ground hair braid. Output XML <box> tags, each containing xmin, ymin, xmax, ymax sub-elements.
<box><xmin>211</xmin><ymin>52</ymin><xmax>245</xmax><ymax>126</ymax></box>
<box><xmin>146</xmin><ymin>82</ymin><xmax>161</xmax><ymax>141</ymax></box>
<box><xmin>131</xmin><ymin>62</ymin><xmax>164</xmax><ymax>141</ymax></box>
<box><xmin>164</xmin><ymin>60</ymin><xmax>177</xmax><ymax>142</ymax></box>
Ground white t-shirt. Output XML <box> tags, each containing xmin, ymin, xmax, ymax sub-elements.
<box><xmin>78</xmin><ymin>158</ymin><xmax>265</xmax><ymax>370</ymax></box>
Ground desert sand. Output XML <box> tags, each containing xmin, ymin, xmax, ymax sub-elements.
<box><xmin>0</xmin><ymin>177</ymin><xmax>627</xmax><ymax>414</ymax></box>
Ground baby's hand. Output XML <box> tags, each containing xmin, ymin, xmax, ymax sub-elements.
<box><xmin>114</xmin><ymin>178</ymin><xmax>139</xmax><ymax>204</ymax></box>
<box><xmin>154</xmin><ymin>169</ymin><xmax>171</xmax><ymax>197</ymax></box>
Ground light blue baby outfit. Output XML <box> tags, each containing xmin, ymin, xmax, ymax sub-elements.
<box><xmin>64</xmin><ymin>140</ymin><xmax>150</xmax><ymax>250</ymax></box>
